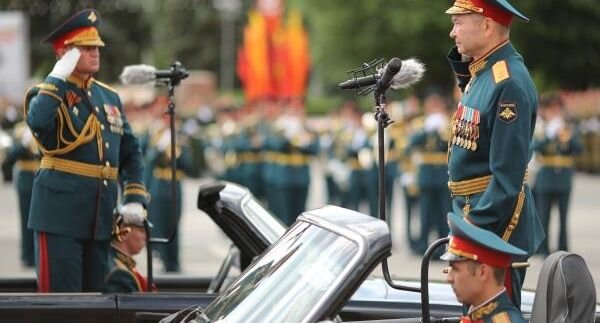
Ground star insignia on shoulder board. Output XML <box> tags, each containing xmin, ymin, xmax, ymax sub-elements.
<box><xmin>88</xmin><ymin>11</ymin><xmax>97</xmax><ymax>22</ymax></box>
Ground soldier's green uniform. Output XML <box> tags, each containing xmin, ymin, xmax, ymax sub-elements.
<box><xmin>445</xmin><ymin>0</ymin><xmax>544</xmax><ymax>307</ymax></box>
<box><xmin>1</xmin><ymin>123</ymin><xmax>40</xmax><ymax>267</ymax></box>
<box><xmin>25</xmin><ymin>10</ymin><xmax>147</xmax><ymax>292</ymax></box>
<box><xmin>441</xmin><ymin>213</ymin><xmax>528</xmax><ymax>323</ymax></box>
<box><xmin>146</xmin><ymin>127</ymin><xmax>192</xmax><ymax>272</ymax></box>
<box><xmin>533</xmin><ymin>125</ymin><xmax>582</xmax><ymax>254</ymax></box>
<box><xmin>104</xmin><ymin>246</ymin><xmax>153</xmax><ymax>293</ymax></box>
<box><xmin>406</xmin><ymin>123</ymin><xmax>451</xmax><ymax>254</ymax></box>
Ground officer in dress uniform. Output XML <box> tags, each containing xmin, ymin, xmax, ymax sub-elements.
<box><xmin>24</xmin><ymin>9</ymin><xmax>148</xmax><ymax>292</ymax></box>
<box><xmin>1</xmin><ymin>122</ymin><xmax>40</xmax><ymax>267</ymax></box>
<box><xmin>532</xmin><ymin>93</ymin><xmax>582</xmax><ymax>255</ymax></box>
<box><xmin>104</xmin><ymin>215</ymin><xmax>157</xmax><ymax>293</ymax></box>
<box><xmin>445</xmin><ymin>0</ymin><xmax>545</xmax><ymax>306</ymax></box>
<box><xmin>442</xmin><ymin>213</ymin><xmax>527</xmax><ymax>323</ymax></box>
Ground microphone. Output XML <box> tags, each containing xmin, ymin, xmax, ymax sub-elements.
<box><xmin>374</xmin><ymin>57</ymin><xmax>402</xmax><ymax>96</ymax></box>
<box><xmin>120</xmin><ymin>62</ymin><xmax>189</xmax><ymax>85</ymax></box>
<box><xmin>338</xmin><ymin>57</ymin><xmax>425</xmax><ymax>91</ymax></box>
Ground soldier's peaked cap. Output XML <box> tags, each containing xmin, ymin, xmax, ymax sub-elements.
<box><xmin>440</xmin><ymin>213</ymin><xmax>526</xmax><ymax>268</ymax></box>
<box><xmin>42</xmin><ymin>9</ymin><xmax>105</xmax><ymax>53</ymax></box>
<box><xmin>446</xmin><ymin>0</ymin><xmax>529</xmax><ymax>26</ymax></box>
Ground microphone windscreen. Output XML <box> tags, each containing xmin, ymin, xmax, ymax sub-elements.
<box><xmin>120</xmin><ymin>64</ymin><xmax>157</xmax><ymax>85</ymax></box>
<box><xmin>390</xmin><ymin>58</ymin><xmax>425</xmax><ymax>89</ymax></box>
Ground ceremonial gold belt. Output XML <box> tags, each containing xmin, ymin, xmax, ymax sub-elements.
<box><xmin>420</xmin><ymin>153</ymin><xmax>448</xmax><ymax>165</ymax></box>
<box><xmin>40</xmin><ymin>156</ymin><xmax>118</xmax><ymax>180</ymax></box>
<box><xmin>153</xmin><ymin>167</ymin><xmax>184</xmax><ymax>180</ymax></box>
<box><xmin>448</xmin><ymin>170</ymin><xmax>529</xmax><ymax>241</ymax></box>
<box><xmin>537</xmin><ymin>155</ymin><xmax>574</xmax><ymax>168</ymax></box>
<box><xmin>266</xmin><ymin>152</ymin><xmax>310</xmax><ymax>166</ymax></box>
<box><xmin>237</xmin><ymin>152</ymin><xmax>261</xmax><ymax>164</ymax></box>
<box><xmin>347</xmin><ymin>158</ymin><xmax>362</xmax><ymax>170</ymax></box>
<box><xmin>17</xmin><ymin>160</ymin><xmax>40</xmax><ymax>172</ymax></box>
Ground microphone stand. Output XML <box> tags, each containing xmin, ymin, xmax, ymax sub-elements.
<box><xmin>145</xmin><ymin>61</ymin><xmax>188</xmax><ymax>291</ymax></box>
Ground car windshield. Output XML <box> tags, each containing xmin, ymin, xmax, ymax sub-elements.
<box><xmin>241</xmin><ymin>197</ymin><xmax>286</xmax><ymax>244</ymax></box>
<box><xmin>201</xmin><ymin>221</ymin><xmax>360</xmax><ymax>323</ymax></box>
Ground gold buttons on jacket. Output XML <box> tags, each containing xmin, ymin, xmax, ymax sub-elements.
<box><xmin>101</xmin><ymin>124</ymin><xmax>105</xmax><ymax>130</ymax></box>
<box><xmin>95</xmin><ymin>106</ymin><xmax>100</xmax><ymax>113</ymax></box>
<box><xmin>105</xmin><ymin>142</ymin><xmax>110</xmax><ymax>149</ymax></box>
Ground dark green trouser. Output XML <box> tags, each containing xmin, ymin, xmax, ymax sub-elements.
<box><xmin>535</xmin><ymin>190</ymin><xmax>571</xmax><ymax>254</ymax></box>
<box><xmin>278</xmin><ymin>185</ymin><xmax>309</xmax><ymax>226</ymax></box>
<box><xmin>417</xmin><ymin>187</ymin><xmax>451</xmax><ymax>254</ymax></box>
<box><xmin>34</xmin><ymin>231</ymin><xmax>109</xmax><ymax>292</ymax></box>
<box><xmin>18</xmin><ymin>188</ymin><xmax>34</xmax><ymax>266</ymax></box>
<box><xmin>403</xmin><ymin>187</ymin><xmax>419</xmax><ymax>253</ymax></box>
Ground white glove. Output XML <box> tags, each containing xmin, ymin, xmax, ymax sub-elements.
<box><xmin>49</xmin><ymin>48</ymin><xmax>81</xmax><ymax>81</ymax></box>
<box><xmin>20</xmin><ymin>128</ymin><xmax>34</xmax><ymax>147</ymax></box>
<box><xmin>156</xmin><ymin>130</ymin><xmax>171</xmax><ymax>152</ymax></box>
<box><xmin>424</xmin><ymin>113</ymin><xmax>448</xmax><ymax>133</ymax></box>
<box><xmin>546</xmin><ymin>117</ymin><xmax>564</xmax><ymax>139</ymax></box>
<box><xmin>118</xmin><ymin>202</ymin><xmax>146</xmax><ymax>226</ymax></box>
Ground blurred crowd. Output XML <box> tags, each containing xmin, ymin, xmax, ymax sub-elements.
<box><xmin>1</xmin><ymin>84</ymin><xmax>600</xmax><ymax>269</ymax></box>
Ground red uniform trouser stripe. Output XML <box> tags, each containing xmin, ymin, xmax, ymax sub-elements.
<box><xmin>504</xmin><ymin>269</ymin><xmax>513</xmax><ymax>299</ymax></box>
<box><xmin>37</xmin><ymin>232</ymin><xmax>50</xmax><ymax>292</ymax></box>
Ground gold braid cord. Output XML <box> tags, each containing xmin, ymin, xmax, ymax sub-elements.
<box><xmin>27</xmin><ymin>90</ymin><xmax>104</xmax><ymax>161</ymax></box>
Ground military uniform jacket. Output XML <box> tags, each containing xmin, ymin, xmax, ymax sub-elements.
<box><xmin>463</xmin><ymin>290</ymin><xmax>526</xmax><ymax>323</ymax></box>
<box><xmin>532</xmin><ymin>131</ymin><xmax>582</xmax><ymax>193</ymax></box>
<box><xmin>406</xmin><ymin>129</ymin><xmax>449</xmax><ymax>189</ymax></box>
<box><xmin>104</xmin><ymin>246</ymin><xmax>151</xmax><ymax>293</ymax></box>
<box><xmin>447</xmin><ymin>41</ymin><xmax>544</xmax><ymax>257</ymax></box>
<box><xmin>25</xmin><ymin>75</ymin><xmax>147</xmax><ymax>240</ymax></box>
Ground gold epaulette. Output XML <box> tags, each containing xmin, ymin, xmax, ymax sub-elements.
<box><xmin>492</xmin><ymin>60</ymin><xmax>510</xmax><ymax>84</ymax></box>
<box><xmin>491</xmin><ymin>312</ymin><xmax>512</xmax><ymax>323</ymax></box>
<box><xmin>93</xmin><ymin>79</ymin><xmax>119</xmax><ymax>94</ymax></box>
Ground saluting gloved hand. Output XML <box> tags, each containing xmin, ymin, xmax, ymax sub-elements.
<box><xmin>49</xmin><ymin>47</ymin><xmax>81</xmax><ymax>81</ymax></box>
<box><xmin>118</xmin><ymin>202</ymin><xmax>146</xmax><ymax>226</ymax></box>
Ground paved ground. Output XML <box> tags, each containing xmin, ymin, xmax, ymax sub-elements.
<box><xmin>1</xmin><ymin>166</ymin><xmax>599</xmax><ymax>297</ymax></box>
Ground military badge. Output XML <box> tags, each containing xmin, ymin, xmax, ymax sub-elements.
<box><xmin>498</xmin><ymin>102</ymin><xmax>517</xmax><ymax>124</ymax></box>
<box><xmin>66</xmin><ymin>91</ymin><xmax>81</xmax><ymax>108</ymax></box>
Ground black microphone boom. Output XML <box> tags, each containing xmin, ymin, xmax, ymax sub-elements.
<box><xmin>155</xmin><ymin>61</ymin><xmax>189</xmax><ymax>85</ymax></box>
<box><xmin>338</xmin><ymin>74</ymin><xmax>379</xmax><ymax>90</ymax></box>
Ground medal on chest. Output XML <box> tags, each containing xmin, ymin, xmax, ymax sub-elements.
<box><xmin>451</xmin><ymin>103</ymin><xmax>480</xmax><ymax>151</ymax></box>
<box><xmin>104</xmin><ymin>104</ymin><xmax>124</xmax><ymax>135</ymax></box>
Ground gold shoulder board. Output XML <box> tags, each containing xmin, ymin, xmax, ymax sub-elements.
<box><xmin>93</xmin><ymin>79</ymin><xmax>119</xmax><ymax>94</ymax></box>
<box><xmin>491</xmin><ymin>312</ymin><xmax>512</xmax><ymax>323</ymax></box>
<box><xmin>492</xmin><ymin>60</ymin><xmax>510</xmax><ymax>84</ymax></box>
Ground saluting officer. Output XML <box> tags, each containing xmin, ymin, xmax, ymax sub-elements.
<box><xmin>533</xmin><ymin>92</ymin><xmax>582</xmax><ymax>255</ymax></box>
<box><xmin>25</xmin><ymin>9</ymin><xmax>148</xmax><ymax>292</ymax></box>
<box><xmin>1</xmin><ymin>122</ymin><xmax>40</xmax><ymax>267</ymax></box>
<box><xmin>442</xmin><ymin>213</ymin><xmax>527</xmax><ymax>323</ymax></box>
<box><xmin>445</xmin><ymin>0</ymin><xmax>544</xmax><ymax>306</ymax></box>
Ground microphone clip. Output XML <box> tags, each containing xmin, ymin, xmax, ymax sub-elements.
<box><xmin>156</xmin><ymin>61</ymin><xmax>189</xmax><ymax>86</ymax></box>
<box><xmin>343</xmin><ymin>58</ymin><xmax>385</xmax><ymax>96</ymax></box>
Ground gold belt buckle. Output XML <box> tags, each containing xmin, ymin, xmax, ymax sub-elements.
<box><xmin>101</xmin><ymin>165</ymin><xmax>110</xmax><ymax>179</ymax></box>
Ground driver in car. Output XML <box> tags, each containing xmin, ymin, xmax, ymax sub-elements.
<box><xmin>104</xmin><ymin>215</ymin><xmax>156</xmax><ymax>293</ymax></box>
<box><xmin>442</xmin><ymin>213</ymin><xmax>526</xmax><ymax>323</ymax></box>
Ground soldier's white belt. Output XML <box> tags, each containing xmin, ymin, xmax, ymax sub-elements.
<box><xmin>537</xmin><ymin>155</ymin><xmax>574</xmax><ymax>168</ymax></box>
<box><xmin>40</xmin><ymin>156</ymin><xmax>118</xmax><ymax>180</ymax></box>
<box><xmin>17</xmin><ymin>160</ymin><xmax>40</xmax><ymax>172</ymax></box>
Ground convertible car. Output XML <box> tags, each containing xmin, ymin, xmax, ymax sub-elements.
<box><xmin>0</xmin><ymin>181</ymin><xmax>597</xmax><ymax>322</ymax></box>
